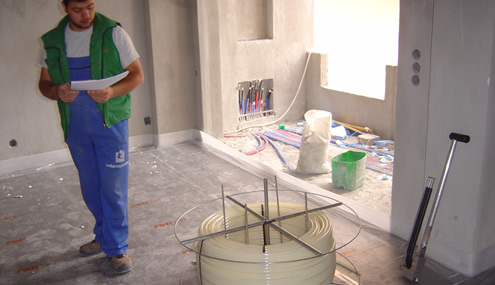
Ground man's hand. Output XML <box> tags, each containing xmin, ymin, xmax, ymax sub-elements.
<box><xmin>39</xmin><ymin>68</ymin><xmax>81</xmax><ymax>102</ymax></box>
<box><xmin>56</xmin><ymin>83</ymin><xmax>79</xmax><ymax>103</ymax></box>
<box><xmin>88</xmin><ymin>87</ymin><xmax>114</xmax><ymax>103</ymax></box>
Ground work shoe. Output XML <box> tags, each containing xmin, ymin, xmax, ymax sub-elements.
<box><xmin>111</xmin><ymin>254</ymin><xmax>132</xmax><ymax>274</ymax></box>
<box><xmin>79</xmin><ymin>240</ymin><xmax>102</xmax><ymax>257</ymax></box>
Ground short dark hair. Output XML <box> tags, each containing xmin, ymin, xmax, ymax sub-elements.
<box><xmin>62</xmin><ymin>0</ymin><xmax>88</xmax><ymax>6</ymax></box>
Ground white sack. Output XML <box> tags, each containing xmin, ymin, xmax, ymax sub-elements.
<box><xmin>296</xmin><ymin>110</ymin><xmax>332</xmax><ymax>174</ymax></box>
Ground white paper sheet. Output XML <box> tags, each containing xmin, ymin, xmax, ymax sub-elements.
<box><xmin>70</xmin><ymin>71</ymin><xmax>129</xmax><ymax>91</ymax></box>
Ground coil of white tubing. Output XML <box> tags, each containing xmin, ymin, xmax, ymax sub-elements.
<box><xmin>196</xmin><ymin>202</ymin><xmax>336</xmax><ymax>285</ymax></box>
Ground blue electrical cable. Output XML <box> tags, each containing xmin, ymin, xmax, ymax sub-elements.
<box><xmin>253</xmin><ymin>133</ymin><xmax>263</xmax><ymax>151</ymax></box>
<box><xmin>263</xmin><ymin>133</ymin><xmax>301</xmax><ymax>149</ymax></box>
<box><xmin>267</xmin><ymin>131</ymin><xmax>301</xmax><ymax>146</ymax></box>
<box><xmin>257</xmin><ymin>132</ymin><xmax>293</xmax><ymax>170</ymax></box>
<box><xmin>243</xmin><ymin>133</ymin><xmax>268</xmax><ymax>155</ymax></box>
<box><xmin>285</xmin><ymin>128</ymin><xmax>393</xmax><ymax>157</ymax></box>
<box><xmin>285</xmin><ymin>128</ymin><xmax>303</xmax><ymax>136</ymax></box>
<box><xmin>269</xmin><ymin>130</ymin><xmax>302</xmax><ymax>145</ymax></box>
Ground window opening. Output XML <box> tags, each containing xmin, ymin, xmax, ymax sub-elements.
<box><xmin>314</xmin><ymin>0</ymin><xmax>399</xmax><ymax>100</ymax></box>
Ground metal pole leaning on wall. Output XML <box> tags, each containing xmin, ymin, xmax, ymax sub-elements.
<box><xmin>405</xmin><ymin>177</ymin><xmax>436</xmax><ymax>269</ymax></box>
<box><xmin>402</xmin><ymin>132</ymin><xmax>470</xmax><ymax>283</ymax></box>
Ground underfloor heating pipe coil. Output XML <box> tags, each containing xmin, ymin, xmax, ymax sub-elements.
<box><xmin>196</xmin><ymin>202</ymin><xmax>336</xmax><ymax>284</ymax></box>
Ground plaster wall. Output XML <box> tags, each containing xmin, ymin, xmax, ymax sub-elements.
<box><xmin>0</xmin><ymin>0</ymin><xmax>153</xmax><ymax>161</ymax></box>
<box><xmin>306</xmin><ymin>53</ymin><xmax>397</xmax><ymax>140</ymax></box>
<box><xmin>97</xmin><ymin>0</ymin><xmax>153</xmax><ymax>138</ymax></box>
<box><xmin>196</xmin><ymin>0</ymin><xmax>224</xmax><ymax>137</ymax></box>
<box><xmin>146</xmin><ymin>0</ymin><xmax>198</xmax><ymax>135</ymax></box>
<box><xmin>203</xmin><ymin>0</ymin><xmax>313</xmax><ymax>136</ymax></box>
<box><xmin>392</xmin><ymin>0</ymin><xmax>495</xmax><ymax>276</ymax></box>
<box><xmin>478</xmin><ymin>20</ymin><xmax>495</xmax><ymax>271</ymax></box>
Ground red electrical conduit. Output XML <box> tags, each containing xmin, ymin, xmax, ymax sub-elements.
<box><xmin>244</xmin><ymin>133</ymin><xmax>269</xmax><ymax>155</ymax></box>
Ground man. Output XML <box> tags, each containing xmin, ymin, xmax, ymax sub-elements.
<box><xmin>38</xmin><ymin>0</ymin><xmax>144</xmax><ymax>274</ymax></box>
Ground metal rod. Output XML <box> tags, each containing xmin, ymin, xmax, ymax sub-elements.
<box><xmin>244</xmin><ymin>204</ymin><xmax>249</xmax><ymax>244</ymax></box>
<box><xmin>182</xmin><ymin>200</ymin><xmax>343</xmax><ymax>245</ymax></box>
<box><xmin>182</xmin><ymin>219</ymin><xmax>267</xmax><ymax>244</ymax></box>
<box><xmin>275</xmin><ymin>175</ymin><xmax>283</xmax><ymax>243</ymax></box>
<box><xmin>198</xmin><ymin>240</ymin><xmax>204</xmax><ymax>285</ymax></box>
<box><xmin>269</xmin><ymin>221</ymin><xmax>322</xmax><ymax>256</ymax></box>
<box><xmin>227</xmin><ymin>195</ymin><xmax>342</xmax><ymax>224</ymax></box>
<box><xmin>263</xmin><ymin>178</ymin><xmax>270</xmax><ymax>245</ymax></box>
<box><xmin>230</xmin><ymin>196</ymin><xmax>322</xmax><ymax>256</ymax></box>
<box><xmin>427</xmin><ymin>140</ymin><xmax>457</xmax><ymax>229</ymax></box>
<box><xmin>409</xmin><ymin>133</ymin><xmax>469</xmax><ymax>282</ymax></box>
<box><xmin>221</xmin><ymin>185</ymin><xmax>227</xmax><ymax>237</ymax></box>
<box><xmin>305</xmin><ymin>192</ymin><xmax>309</xmax><ymax>232</ymax></box>
<box><xmin>261</xmin><ymin>204</ymin><xmax>266</xmax><ymax>252</ymax></box>
<box><xmin>274</xmin><ymin>203</ymin><xmax>342</xmax><ymax>221</ymax></box>
<box><xmin>410</xmin><ymin>140</ymin><xmax>458</xmax><ymax>281</ymax></box>
<box><xmin>228</xmin><ymin>196</ymin><xmax>263</xmax><ymax>220</ymax></box>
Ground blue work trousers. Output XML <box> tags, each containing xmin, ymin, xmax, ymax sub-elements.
<box><xmin>66</xmin><ymin>56</ymin><xmax>129</xmax><ymax>257</ymax></box>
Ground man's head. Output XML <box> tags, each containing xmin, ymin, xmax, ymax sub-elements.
<box><xmin>62</xmin><ymin>0</ymin><xmax>96</xmax><ymax>31</ymax></box>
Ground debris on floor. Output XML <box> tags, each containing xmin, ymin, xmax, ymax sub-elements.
<box><xmin>221</xmin><ymin>120</ymin><xmax>395</xmax><ymax>214</ymax></box>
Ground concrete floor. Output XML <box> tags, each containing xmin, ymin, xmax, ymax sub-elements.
<box><xmin>1</xmin><ymin>140</ymin><xmax>494</xmax><ymax>284</ymax></box>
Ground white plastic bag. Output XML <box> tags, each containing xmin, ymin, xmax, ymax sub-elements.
<box><xmin>296</xmin><ymin>110</ymin><xmax>332</xmax><ymax>174</ymax></box>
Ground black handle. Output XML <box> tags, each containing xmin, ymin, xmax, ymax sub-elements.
<box><xmin>449</xmin><ymin>132</ymin><xmax>470</xmax><ymax>143</ymax></box>
<box><xmin>405</xmin><ymin>179</ymin><xmax>435</xmax><ymax>269</ymax></box>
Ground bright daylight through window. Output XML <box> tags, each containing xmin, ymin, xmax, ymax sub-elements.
<box><xmin>314</xmin><ymin>0</ymin><xmax>399</xmax><ymax>100</ymax></box>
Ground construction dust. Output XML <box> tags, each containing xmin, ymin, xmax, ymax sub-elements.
<box><xmin>221</xmin><ymin>120</ymin><xmax>394</xmax><ymax>215</ymax></box>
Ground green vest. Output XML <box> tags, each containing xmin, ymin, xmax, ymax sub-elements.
<box><xmin>41</xmin><ymin>13</ymin><xmax>131</xmax><ymax>140</ymax></box>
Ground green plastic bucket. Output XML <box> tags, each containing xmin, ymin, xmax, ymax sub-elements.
<box><xmin>331</xmin><ymin>151</ymin><xmax>366</xmax><ymax>191</ymax></box>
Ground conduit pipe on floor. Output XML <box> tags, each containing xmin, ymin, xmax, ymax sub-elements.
<box><xmin>273</xmin><ymin>129</ymin><xmax>303</xmax><ymax>139</ymax></box>
<box><xmin>256</xmin><ymin>133</ymin><xmax>293</xmax><ymax>170</ymax></box>
<box><xmin>242</xmin><ymin>128</ymin><xmax>393</xmax><ymax>175</ymax></box>
<box><xmin>267</xmin><ymin>131</ymin><xmax>302</xmax><ymax>146</ymax></box>
<box><xmin>263</xmin><ymin>133</ymin><xmax>301</xmax><ymax>149</ymax></box>
<box><xmin>285</xmin><ymin>128</ymin><xmax>394</xmax><ymax>158</ymax></box>
<box><xmin>244</xmin><ymin>134</ymin><xmax>268</xmax><ymax>156</ymax></box>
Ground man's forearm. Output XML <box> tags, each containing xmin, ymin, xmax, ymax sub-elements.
<box><xmin>109</xmin><ymin>71</ymin><xmax>144</xmax><ymax>98</ymax></box>
<box><xmin>39</xmin><ymin>79</ymin><xmax>59</xmax><ymax>100</ymax></box>
<box><xmin>110</xmin><ymin>59</ymin><xmax>144</xmax><ymax>98</ymax></box>
<box><xmin>87</xmin><ymin>59</ymin><xmax>144</xmax><ymax>103</ymax></box>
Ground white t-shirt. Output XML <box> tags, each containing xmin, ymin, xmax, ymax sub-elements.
<box><xmin>38</xmin><ymin>24</ymin><xmax>140</xmax><ymax>70</ymax></box>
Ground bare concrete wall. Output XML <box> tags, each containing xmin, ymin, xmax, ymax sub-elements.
<box><xmin>196</xmin><ymin>0</ymin><xmax>224</xmax><ymax>137</ymax></box>
<box><xmin>99</xmin><ymin>0</ymin><xmax>153</xmax><ymax>138</ymax></box>
<box><xmin>146</xmin><ymin>0</ymin><xmax>198</xmax><ymax>135</ymax></box>
<box><xmin>1</xmin><ymin>0</ymin><xmax>64</xmax><ymax>161</ymax></box>
<box><xmin>306</xmin><ymin>53</ymin><xmax>397</xmax><ymax>140</ymax></box>
<box><xmin>199</xmin><ymin>0</ymin><xmax>313</xmax><ymax>136</ymax></box>
<box><xmin>0</xmin><ymin>0</ymin><xmax>153</xmax><ymax>161</ymax></box>
<box><xmin>393</xmin><ymin>0</ymin><xmax>495</xmax><ymax>276</ymax></box>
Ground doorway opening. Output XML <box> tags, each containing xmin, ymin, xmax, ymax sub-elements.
<box><xmin>311</xmin><ymin>0</ymin><xmax>400</xmax><ymax>214</ymax></box>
